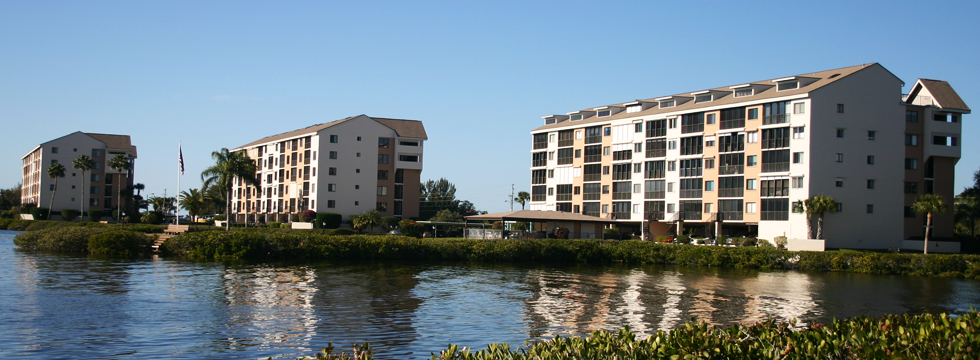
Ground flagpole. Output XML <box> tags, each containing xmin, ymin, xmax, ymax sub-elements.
<box><xmin>177</xmin><ymin>141</ymin><xmax>181</xmax><ymax>226</ymax></box>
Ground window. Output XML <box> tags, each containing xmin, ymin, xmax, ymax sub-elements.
<box><xmin>792</xmin><ymin>176</ymin><xmax>803</xmax><ymax>188</ymax></box>
<box><xmin>933</xmin><ymin>136</ymin><xmax>958</xmax><ymax>147</ymax></box>
<box><xmin>867</xmin><ymin>131</ymin><xmax>876</xmax><ymax>140</ymax></box>
<box><xmin>667</xmin><ymin>182</ymin><xmax>675</xmax><ymax>192</ymax></box>
<box><xmin>746</xmin><ymin>202</ymin><xmax>757</xmax><ymax>214</ymax></box>
<box><xmin>867</xmin><ymin>179</ymin><xmax>875</xmax><ymax>189</ymax></box>
<box><xmin>400</xmin><ymin>141</ymin><xmax>419</xmax><ymax>146</ymax></box>
<box><xmin>531</xmin><ymin>170</ymin><xmax>547</xmax><ymax>184</ymax></box>
<box><xmin>602</xmin><ymin>185</ymin><xmax>610</xmax><ymax>194</ymax></box>
<box><xmin>793</xmin><ymin>102</ymin><xmax>806</xmax><ymax>114</ymax></box>
<box><xmin>575</xmin><ymin>149</ymin><xmax>582</xmax><ymax>158</ymax></box>
<box><xmin>399</xmin><ymin>155</ymin><xmax>420</xmax><ymax>162</ymax></box>
<box><xmin>696</xmin><ymin>94</ymin><xmax>713</xmax><ymax>103</ymax></box>
<box><xmin>748</xmin><ymin>108</ymin><xmax>758</xmax><ymax>120</ymax></box>
<box><xmin>91</xmin><ymin>186</ymin><xmax>100</xmax><ymax>194</ymax></box>
<box><xmin>906</xmin><ymin>110</ymin><xmax>919</xmax><ymax>122</ymax></box>
<box><xmin>602</xmin><ymin>204</ymin><xmax>609</xmax><ymax>214</ymax></box>
<box><xmin>667</xmin><ymin>161</ymin><xmax>676</xmax><ymax>171</ymax></box>
<box><xmin>634</xmin><ymin>163</ymin><xmax>642</xmax><ymax>173</ymax></box>
<box><xmin>356</xmin><ymin>152</ymin><xmax>361</xmax><ymax>157</ymax></box>
<box><xmin>905</xmin><ymin>158</ymin><xmax>918</xmax><ymax>170</ymax></box>
<box><xmin>705</xmin><ymin>136</ymin><xmax>715</xmax><ymax>147</ymax></box>
<box><xmin>548</xmin><ymin>169</ymin><xmax>555</xmax><ymax>178</ymax></box>
<box><xmin>92</xmin><ymin>149</ymin><xmax>102</xmax><ymax>157</ymax></box>
<box><xmin>532</xmin><ymin>152</ymin><xmax>547</xmax><ymax>167</ymax></box>
<box><xmin>557</xmin><ymin>148</ymin><xmax>573</xmax><ymax>165</ymax></box>
<box><xmin>836</xmin><ymin>203</ymin><xmax>843</xmax><ymax>212</ymax></box>
<box><xmin>747</xmin><ymin>155</ymin><xmax>757</xmax><ymax>166</ymax></box>
<box><xmin>634</xmin><ymin>183</ymin><xmax>641</xmax><ymax>193</ymax></box>
<box><xmin>585</xmin><ymin>126</ymin><xmax>603</xmax><ymax>144</ymax></box>
<box><xmin>51</xmin><ymin>147</ymin><xmax>59</xmax><ymax>153</ymax></box>
<box><xmin>327</xmin><ymin>200</ymin><xmax>336</xmax><ymax>208</ymax></box>
<box><xmin>705</xmin><ymin>181</ymin><xmax>715</xmax><ymax>191</ymax></box>
<box><xmin>91</xmin><ymin>174</ymin><xmax>100</xmax><ymax>182</ymax></box>
<box><xmin>549</xmin><ymin>134</ymin><xmax>556</xmax><ymax>143</ymax></box>
<box><xmin>604</xmin><ymin>127</ymin><xmax>611</xmax><ymax>136</ymax></box>
<box><xmin>667</xmin><ymin>203</ymin><xmax>675</xmax><ymax>213</ymax></box>
<box><xmin>735</xmin><ymin>88</ymin><xmax>754</xmax><ymax>98</ymax></box>
<box><xmin>603</xmin><ymin>166</ymin><xmax>610</xmax><ymax>175</ymax></box>
<box><xmin>329</xmin><ymin>151</ymin><xmax>338</xmax><ymax>159</ymax></box>
<box><xmin>646</xmin><ymin>119</ymin><xmax>667</xmax><ymax>137</ymax></box>
<box><xmin>330</xmin><ymin>135</ymin><xmax>339</xmax><ymax>143</ymax></box>
<box><xmin>835</xmin><ymin>178</ymin><xmax>844</xmax><ymax>188</ymax></box>
<box><xmin>746</xmin><ymin>179</ymin><xmax>757</xmax><ymax>190</ymax></box>
<box><xmin>867</xmin><ymin>156</ymin><xmax>875</xmax><ymax>165</ymax></box>
<box><xmin>603</xmin><ymin>147</ymin><xmax>610</xmax><ymax>156</ymax></box>
<box><xmin>836</xmin><ymin>129</ymin><xmax>845</xmax><ymax>138</ymax></box>
<box><xmin>570</xmin><ymin>114</ymin><xmax>583</xmax><ymax>121</ymax></box>
<box><xmin>597</xmin><ymin>110</ymin><xmax>611</xmax><ymax>117</ymax></box>
<box><xmin>836</xmin><ymin>153</ymin><xmax>843</xmax><ymax>163</ymax></box>
<box><xmin>669</xmin><ymin>118</ymin><xmax>677</xmax><ymax>128</ymax></box>
<box><xmin>533</xmin><ymin>133</ymin><xmax>548</xmax><ymax>149</ymax></box>
<box><xmin>379</xmin><ymin>138</ymin><xmax>390</xmax><ymax>148</ymax></box>
<box><xmin>328</xmin><ymin>184</ymin><xmax>336</xmax><ymax>192</ymax></box>
<box><xmin>681</xmin><ymin>113</ymin><xmax>705</xmax><ymax>133</ymax></box>
<box><xmin>777</xmin><ymin>81</ymin><xmax>799</xmax><ymax>91</ymax></box>
<box><xmin>660</xmin><ymin>100</ymin><xmax>675</xmax><ymax>108</ymax></box>
<box><xmin>747</xmin><ymin>131</ymin><xmax>758</xmax><ymax>143</ymax></box>
<box><xmin>906</xmin><ymin>134</ymin><xmax>918</xmax><ymax>146</ymax></box>
<box><xmin>329</xmin><ymin>167</ymin><xmax>337</xmax><ymax>176</ymax></box>
<box><xmin>378</xmin><ymin>154</ymin><xmax>389</xmax><ymax>164</ymax></box>
<box><xmin>793</xmin><ymin>152</ymin><xmax>804</xmax><ymax>164</ymax></box>
<box><xmin>378</xmin><ymin>170</ymin><xmax>388</xmax><ymax>180</ymax></box>
<box><xmin>905</xmin><ymin>182</ymin><xmax>918</xmax><ymax>194</ymax></box>
<box><xmin>634</xmin><ymin>143</ymin><xmax>642</xmax><ymax>153</ymax></box>
<box><xmin>706</xmin><ymin>114</ymin><xmax>716</xmax><ymax>124</ymax></box>
<box><xmin>837</xmin><ymin>104</ymin><xmax>845</xmax><ymax>113</ymax></box>
<box><xmin>627</xmin><ymin>105</ymin><xmax>642</xmax><ymax>113</ymax></box>
<box><xmin>635</xmin><ymin>123</ymin><xmax>643</xmax><ymax>132</ymax></box>
<box><xmin>793</xmin><ymin>127</ymin><xmax>805</xmax><ymax>139</ymax></box>
<box><xmin>93</xmin><ymin>162</ymin><xmax>101</xmax><ymax>169</ymax></box>
<box><xmin>704</xmin><ymin>158</ymin><xmax>714</xmax><ymax>169</ymax></box>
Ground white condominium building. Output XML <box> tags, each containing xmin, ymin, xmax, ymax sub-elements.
<box><xmin>529</xmin><ymin>63</ymin><xmax>969</xmax><ymax>249</ymax></box>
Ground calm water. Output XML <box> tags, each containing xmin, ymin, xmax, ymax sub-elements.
<box><xmin>2</xmin><ymin>230</ymin><xmax>979</xmax><ymax>359</ymax></box>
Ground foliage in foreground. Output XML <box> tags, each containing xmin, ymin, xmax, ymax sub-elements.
<box><xmin>154</xmin><ymin>230</ymin><xmax>980</xmax><ymax>279</ymax></box>
<box><xmin>283</xmin><ymin>312</ymin><xmax>980</xmax><ymax>360</ymax></box>
<box><xmin>13</xmin><ymin>226</ymin><xmax>154</xmax><ymax>256</ymax></box>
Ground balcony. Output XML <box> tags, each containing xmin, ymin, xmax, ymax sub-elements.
<box><xmin>531</xmin><ymin>194</ymin><xmax>546</xmax><ymax>202</ymax></box>
<box><xmin>679</xmin><ymin>211</ymin><xmax>702</xmax><ymax>221</ymax></box>
<box><xmin>533</xmin><ymin>141</ymin><xmax>547</xmax><ymax>150</ymax></box>
<box><xmin>645</xmin><ymin>169</ymin><xmax>665</xmax><ymax>179</ymax></box>
<box><xmin>585</xmin><ymin>135</ymin><xmax>602</xmax><ymax>144</ymax></box>
<box><xmin>763</xmin><ymin>114</ymin><xmax>790</xmax><ymax>125</ymax></box>
<box><xmin>584</xmin><ymin>174</ymin><xmax>601</xmax><ymax>182</ymax></box>
<box><xmin>645</xmin><ymin>211</ymin><xmax>665</xmax><ymax>221</ymax></box>
<box><xmin>762</xmin><ymin>162</ymin><xmax>790</xmax><ymax>173</ymax></box>
<box><xmin>719</xmin><ymin>211</ymin><xmax>743</xmax><ymax>221</ymax></box>
<box><xmin>583</xmin><ymin>193</ymin><xmax>601</xmax><ymax>201</ymax></box>
<box><xmin>679</xmin><ymin>168</ymin><xmax>702</xmax><ymax>177</ymax></box>
<box><xmin>645</xmin><ymin>190</ymin><xmax>665</xmax><ymax>199</ymax></box>
<box><xmin>584</xmin><ymin>154</ymin><xmax>601</xmax><ymax>163</ymax></box>
<box><xmin>646</xmin><ymin>149</ymin><xmax>666</xmax><ymax>158</ymax></box>
<box><xmin>558</xmin><ymin>139</ymin><xmax>574</xmax><ymax>147</ymax></box>
<box><xmin>720</xmin><ymin>118</ymin><xmax>745</xmax><ymax>130</ymax></box>
<box><xmin>681</xmin><ymin>124</ymin><xmax>704</xmax><ymax>134</ymax></box>
<box><xmin>556</xmin><ymin>194</ymin><xmax>572</xmax><ymax>201</ymax></box>
<box><xmin>680</xmin><ymin>189</ymin><xmax>702</xmax><ymax>199</ymax></box>
<box><xmin>613</xmin><ymin>192</ymin><xmax>631</xmax><ymax>200</ymax></box>
<box><xmin>611</xmin><ymin>212</ymin><xmax>631</xmax><ymax>220</ymax></box>
<box><xmin>718</xmin><ymin>188</ymin><xmax>744</xmax><ymax>198</ymax></box>
<box><xmin>718</xmin><ymin>165</ymin><xmax>743</xmax><ymax>175</ymax></box>
<box><xmin>761</xmin><ymin>211</ymin><xmax>788</xmax><ymax>221</ymax></box>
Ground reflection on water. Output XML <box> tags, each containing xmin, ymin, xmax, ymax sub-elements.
<box><xmin>1</xmin><ymin>230</ymin><xmax>979</xmax><ymax>359</ymax></box>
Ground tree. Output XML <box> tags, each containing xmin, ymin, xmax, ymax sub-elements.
<box><xmin>515</xmin><ymin>191</ymin><xmax>530</xmax><ymax>210</ymax></box>
<box><xmin>801</xmin><ymin>195</ymin><xmax>837</xmax><ymax>239</ymax></box>
<box><xmin>108</xmin><ymin>154</ymin><xmax>131</xmax><ymax>223</ymax></box>
<box><xmin>955</xmin><ymin>192</ymin><xmax>980</xmax><ymax>237</ymax></box>
<box><xmin>201</xmin><ymin>148</ymin><xmax>259</xmax><ymax>230</ymax></box>
<box><xmin>0</xmin><ymin>183</ymin><xmax>21</xmax><ymax>210</ymax></box>
<box><xmin>179</xmin><ymin>188</ymin><xmax>206</xmax><ymax>222</ymax></box>
<box><xmin>913</xmin><ymin>193</ymin><xmax>947</xmax><ymax>255</ymax></box>
<box><xmin>419</xmin><ymin>178</ymin><xmax>480</xmax><ymax>219</ymax></box>
<box><xmin>352</xmin><ymin>209</ymin><xmax>382</xmax><ymax>233</ymax></box>
<box><xmin>149</xmin><ymin>196</ymin><xmax>177</xmax><ymax>217</ymax></box>
<box><xmin>430</xmin><ymin>209</ymin><xmax>463</xmax><ymax>223</ymax></box>
<box><xmin>72</xmin><ymin>155</ymin><xmax>94</xmax><ymax>220</ymax></box>
<box><xmin>46</xmin><ymin>163</ymin><xmax>66</xmax><ymax>220</ymax></box>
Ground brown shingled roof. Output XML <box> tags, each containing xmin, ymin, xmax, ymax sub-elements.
<box><xmin>918</xmin><ymin>79</ymin><xmax>971</xmax><ymax>111</ymax></box>
<box><xmin>85</xmin><ymin>133</ymin><xmax>138</xmax><ymax>157</ymax></box>
<box><xmin>373</xmin><ymin>117</ymin><xmax>428</xmax><ymax>139</ymax></box>
<box><xmin>235</xmin><ymin>115</ymin><xmax>428</xmax><ymax>149</ymax></box>
<box><xmin>532</xmin><ymin>63</ymin><xmax>895</xmax><ymax>133</ymax></box>
<box><xmin>465</xmin><ymin>210</ymin><xmax>618</xmax><ymax>223</ymax></box>
<box><xmin>236</xmin><ymin>116</ymin><xmax>356</xmax><ymax>149</ymax></box>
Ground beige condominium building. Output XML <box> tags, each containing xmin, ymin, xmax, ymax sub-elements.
<box><xmin>529</xmin><ymin>63</ymin><xmax>969</xmax><ymax>249</ymax></box>
<box><xmin>230</xmin><ymin>114</ymin><xmax>427</xmax><ymax>223</ymax></box>
<box><xmin>21</xmin><ymin>132</ymin><xmax>138</xmax><ymax>217</ymax></box>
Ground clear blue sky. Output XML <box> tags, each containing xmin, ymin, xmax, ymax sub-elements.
<box><xmin>2</xmin><ymin>0</ymin><xmax>979</xmax><ymax>214</ymax></box>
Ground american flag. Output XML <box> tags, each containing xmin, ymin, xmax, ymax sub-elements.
<box><xmin>179</xmin><ymin>145</ymin><xmax>185</xmax><ymax>175</ymax></box>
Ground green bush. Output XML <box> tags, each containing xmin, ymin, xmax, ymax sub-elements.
<box><xmin>0</xmin><ymin>219</ymin><xmax>12</xmax><ymax>229</ymax></box>
<box><xmin>329</xmin><ymin>228</ymin><xmax>356</xmax><ymax>235</ymax></box>
<box><xmin>88</xmin><ymin>230</ymin><xmax>154</xmax><ymax>256</ymax></box>
<box><xmin>675</xmin><ymin>235</ymin><xmax>691</xmax><ymax>244</ymax></box>
<box><xmin>758</xmin><ymin>239</ymin><xmax>773</xmax><ymax>247</ymax></box>
<box><xmin>88</xmin><ymin>209</ymin><xmax>104</xmax><ymax>222</ymax></box>
<box><xmin>740</xmin><ymin>237</ymin><xmax>758</xmax><ymax>247</ymax></box>
<box><xmin>61</xmin><ymin>208</ymin><xmax>81</xmax><ymax>222</ymax></box>
<box><xmin>119</xmin><ymin>223</ymin><xmax>167</xmax><ymax>234</ymax></box>
<box><xmin>30</xmin><ymin>207</ymin><xmax>50</xmax><ymax>220</ymax></box>
<box><xmin>25</xmin><ymin>220</ymin><xmax>75</xmax><ymax>231</ymax></box>
<box><xmin>213</xmin><ymin>214</ymin><xmax>226</xmax><ymax>221</ymax></box>
<box><xmin>268</xmin><ymin>221</ymin><xmax>280</xmax><ymax>228</ymax></box>
<box><xmin>316</xmin><ymin>212</ymin><xmax>342</xmax><ymax>229</ymax></box>
<box><xmin>7</xmin><ymin>220</ymin><xmax>32</xmax><ymax>231</ymax></box>
<box><xmin>602</xmin><ymin>228</ymin><xmax>620</xmax><ymax>240</ymax></box>
<box><xmin>14</xmin><ymin>226</ymin><xmax>108</xmax><ymax>252</ymax></box>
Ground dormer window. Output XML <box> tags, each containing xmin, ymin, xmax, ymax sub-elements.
<box><xmin>597</xmin><ymin>110</ymin><xmax>611</xmax><ymax>117</ymax></box>
<box><xmin>734</xmin><ymin>88</ymin><xmax>754</xmax><ymax>97</ymax></box>
<box><xmin>570</xmin><ymin>114</ymin><xmax>583</xmax><ymax>121</ymax></box>
<box><xmin>777</xmin><ymin>81</ymin><xmax>799</xmax><ymax>91</ymax></box>
<box><xmin>626</xmin><ymin>104</ymin><xmax>642</xmax><ymax>113</ymax></box>
<box><xmin>660</xmin><ymin>100</ymin><xmax>675</xmax><ymax>108</ymax></box>
<box><xmin>695</xmin><ymin>94</ymin><xmax>713</xmax><ymax>103</ymax></box>
<box><xmin>545</xmin><ymin>118</ymin><xmax>556</xmax><ymax>125</ymax></box>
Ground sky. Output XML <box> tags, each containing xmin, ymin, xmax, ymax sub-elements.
<box><xmin>2</xmin><ymin>0</ymin><xmax>979</xmax><ymax>214</ymax></box>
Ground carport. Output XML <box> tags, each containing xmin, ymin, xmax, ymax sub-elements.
<box><xmin>464</xmin><ymin>210</ymin><xmax>618</xmax><ymax>239</ymax></box>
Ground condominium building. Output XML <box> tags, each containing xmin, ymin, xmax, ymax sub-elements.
<box><xmin>21</xmin><ymin>132</ymin><xmax>138</xmax><ymax>216</ymax></box>
<box><xmin>230</xmin><ymin>114</ymin><xmax>426</xmax><ymax>223</ymax></box>
<box><xmin>529</xmin><ymin>63</ymin><xmax>969</xmax><ymax>249</ymax></box>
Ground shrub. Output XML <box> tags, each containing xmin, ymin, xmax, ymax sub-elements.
<box><xmin>740</xmin><ymin>237</ymin><xmax>758</xmax><ymax>247</ymax></box>
<box><xmin>758</xmin><ymin>239</ymin><xmax>773</xmax><ymax>247</ymax></box>
<box><xmin>268</xmin><ymin>221</ymin><xmax>281</xmax><ymax>228</ymax></box>
<box><xmin>141</xmin><ymin>212</ymin><xmax>161</xmax><ymax>224</ymax></box>
<box><xmin>300</xmin><ymin>210</ymin><xmax>316</xmax><ymax>223</ymax></box>
<box><xmin>399</xmin><ymin>219</ymin><xmax>424</xmax><ymax>238</ymax></box>
<box><xmin>696</xmin><ymin>238</ymin><xmax>706</xmax><ymax>245</ymax></box>
<box><xmin>119</xmin><ymin>223</ymin><xmax>167</xmax><ymax>234</ymax></box>
<box><xmin>25</xmin><ymin>220</ymin><xmax>74</xmax><ymax>231</ymax></box>
<box><xmin>0</xmin><ymin>219</ymin><xmax>12</xmax><ymax>229</ymax></box>
<box><xmin>718</xmin><ymin>235</ymin><xmax>730</xmax><ymax>245</ymax></box>
<box><xmin>88</xmin><ymin>209</ymin><xmax>104</xmax><ymax>222</ymax></box>
<box><xmin>316</xmin><ymin>212</ymin><xmax>342</xmax><ymax>229</ymax></box>
<box><xmin>14</xmin><ymin>226</ymin><xmax>108</xmax><ymax>252</ymax></box>
<box><xmin>602</xmin><ymin>228</ymin><xmax>619</xmax><ymax>240</ymax></box>
<box><xmin>675</xmin><ymin>235</ymin><xmax>691</xmax><ymax>244</ymax></box>
<box><xmin>281</xmin><ymin>223</ymin><xmax>291</xmax><ymax>229</ymax></box>
<box><xmin>88</xmin><ymin>230</ymin><xmax>154</xmax><ymax>256</ymax></box>
<box><xmin>774</xmin><ymin>236</ymin><xmax>788</xmax><ymax>250</ymax></box>
<box><xmin>7</xmin><ymin>220</ymin><xmax>31</xmax><ymax>231</ymax></box>
<box><xmin>330</xmin><ymin>228</ymin><xmax>356</xmax><ymax>236</ymax></box>
<box><xmin>61</xmin><ymin>209</ymin><xmax>81</xmax><ymax>222</ymax></box>
<box><xmin>30</xmin><ymin>207</ymin><xmax>50</xmax><ymax>221</ymax></box>
<box><xmin>554</xmin><ymin>226</ymin><xmax>570</xmax><ymax>239</ymax></box>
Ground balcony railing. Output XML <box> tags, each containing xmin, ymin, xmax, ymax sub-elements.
<box><xmin>719</xmin><ymin>211</ymin><xmax>743</xmax><ymax>221</ymax></box>
<box><xmin>558</xmin><ymin>139</ymin><xmax>574</xmax><ymax>147</ymax></box>
<box><xmin>531</xmin><ymin>194</ymin><xmax>546</xmax><ymax>202</ymax></box>
<box><xmin>532</xmin><ymin>159</ymin><xmax>546</xmax><ymax>167</ymax></box>
<box><xmin>557</xmin><ymin>157</ymin><xmax>573</xmax><ymax>165</ymax></box>
<box><xmin>645</xmin><ymin>211</ymin><xmax>665</xmax><ymax>221</ymax></box>
<box><xmin>585</xmin><ymin>135</ymin><xmax>602</xmax><ymax>144</ymax></box>
<box><xmin>584</xmin><ymin>174</ymin><xmax>601</xmax><ymax>182</ymax></box>
<box><xmin>533</xmin><ymin>141</ymin><xmax>547</xmax><ymax>150</ymax></box>
<box><xmin>584</xmin><ymin>154</ymin><xmax>601</xmax><ymax>163</ymax></box>
<box><xmin>646</xmin><ymin>149</ymin><xmax>666</xmax><ymax>158</ymax></box>
<box><xmin>680</xmin><ymin>189</ymin><xmax>703</xmax><ymax>198</ymax></box>
<box><xmin>718</xmin><ymin>165</ymin><xmax>744</xmax><ymax>175</ymax></box>
<box><xmin>556</xmin><ymin>194</ymin><xmax>572</xmax><ymax>201</ymax></box>
<box><xmin>680</xmin><ymin>211</ymin><xmax>702</xmax><ymax>221</ymax></box>
<box><xmin>720</xmin><ymin>118</ymin><xmax>745</xmax><ymax>130</ymax></box>
<box><xmin>762</xmin><ymin>162</ymin><xmax>790</xmax><ymax>173</ymax></box>
<box><xmin>645</xmin><ymin>170</ymin><xmax>665</xmax><ymax>179</ymax></box>
<box><xmin>763</xmin><ymin>113</ymin><xmax>790</xmax><ymax>125</ymax></box>
<box><xmin>583</xmin><ymin>210</ymin><xmax>600</xmax><ymax>217</ymax></box>
<box><xmin>645</xmin><ymin>190</ymin><xmax>665</xmax><ymax>199</ymax></box>
<box><xmin>613</xmin><ymin>192</ymin><xmax>631</xmax><ymax>200</ymax></box>
<box><xmin>679</xmin><ymin>168</ymin><xmax>702</xmax><ymax>177</ymax></box>
<box><xmin>682</xmin><ymin>124</ymin><xmax>704</xmax><ymax>133</ymax></box>
<box><xmin>583</xmin><ymin>193</ymin><xmax>601</xmax><ymax>201</ymax></box>
<box><xmin>718</xmin><ymin>188</ymin><xmax>744</xmax><ymax>198</ymax></box>
<box><xmin>611</xmin><ymin>212</ymin><xmax>631</xmax><ymax>220</ymax></box>
<box><xmin>761</xmin><ymin>211</ymin><xmax>788</xmax><ymax>221</ymax></box>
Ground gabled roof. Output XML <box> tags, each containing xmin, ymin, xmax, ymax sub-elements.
<box><xmin>465</xmin><ymin>210</ymin><xmax>618</xmax><ymax>223</ymax></box>
<box><xmin>235</xmin><ymin>115</ymin><xmax>427</xmax><ymax>149</ymax></box>
<box><xmin>85</xmin><ymin>133</ymin><xmax>138</xmax><ymax>157</ymax></box>
<box><xmin>532</xmin><ymin>63</ymin><xmax>897</xmax><ymax>133</ymax></box>
<box><xmin>916</xmin><ymin>79</ymin><xmax>970</xmax><ymax>112</ymax></box>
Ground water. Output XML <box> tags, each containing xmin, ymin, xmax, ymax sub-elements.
<box><xmin>1</xmin><ymin>229</ymin><xmax>979</xmax><ymax>359</ymax></box>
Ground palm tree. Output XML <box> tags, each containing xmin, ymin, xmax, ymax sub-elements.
<box><xmin>133</xmin><ymin>183</ymin><xmax>145</xmax><ymax>196</ymax></box>
<box><xmin>515</xmin><ymin>191</ymin><xmax>530</xmax><ymax>210</ymax></box>
<box><xmin>179</xmin><ymin>188</ymin><xmax>206</xmax><ymax>222</ymax></box>
<box><xmin>913</xmin><ymin>193</ymin><xmax>947</xmax><ymax>254</ymax></box>
<box><xmin>46</xmin><ymin>163</ymin><xmax>66</xmax><ymax>220</ymax></box>
<box><xmin>201</xmin><ymin>148</ymin><xmax>258</xmax><ymax>230</ymax></box>
<box><xmin>802</xmin><ymin>195</ymin><xmax>837</xmax><ymax>239</ymax></box>
<box><xmin>352</xmin><ymin>209</ymin><xmax>382</xmax><ymax>233</ymax></box>
<box><xmin>108</xmin><ymin>154</ymin><xmax>131</xmax><ymax>223</ymax></box>
<box><xmin>72</xmin><ymin>155</ymin><xmax>94</xmax><ymax>220</ymax></box>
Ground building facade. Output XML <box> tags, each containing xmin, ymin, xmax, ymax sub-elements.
<box><xmin>21</xmin><ymin>132</ymin><xmax>138</xmax><ymax>217</ymax></box>
<box><xmin>529</xmin><ymin>63</ymin><xmax>969</xmax><ymax>249</ymax></box>
<box><xmin>230</xmin><ymin>115</ymin><xmax>426</xmax><ymax>223</ymax></box>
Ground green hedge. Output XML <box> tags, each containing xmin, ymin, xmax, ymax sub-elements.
<box><xmin>88</xmin><ymin>230</ymin><xmax>155</xmax><ymax>256</ymax></box>
<box><xmin>14</xmin><ymin>226</ymin><xmax>109</xmax><ymax>253</ymax></box>
<box><xmin>316</xmin><ymin>212</ymin><xmax>342</xmax><ymax>229</ymax></box>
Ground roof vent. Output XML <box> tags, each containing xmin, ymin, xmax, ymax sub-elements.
<box><xmin>828</xmin><ymin>73</ymin><xmax>841</xmax><ymax>79</ymax></box>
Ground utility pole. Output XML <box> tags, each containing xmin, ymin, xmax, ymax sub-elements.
<box><xmin>510</xmin><ymin>184</ymin><xmax>514</xmax><ymax>212</ymax></box>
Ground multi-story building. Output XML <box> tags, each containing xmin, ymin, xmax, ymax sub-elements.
<box><xmin>529</xmin><ymin>63</ymin><xmax>969</xmax><ymax>249</ymax></box>
<box><xmin>21</xmin><ymin>132</ymin><xmax>138</xmax><ymax>216</ymax></box>
<box><xmin>230</xmin><ymin>114</ymin><xmax>426</xmax><ymax>223</ymax></box>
